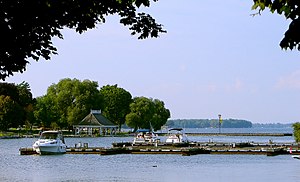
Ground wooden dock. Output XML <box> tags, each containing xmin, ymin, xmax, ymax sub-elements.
<box><xmin>19</xmin><ymin>147</ymin><xmax>38</xmax><ymax>155</ymax></box>
<box><xmin>19</xmin><ymin>141</ymin><xmax>300</xmax><ymax>156</ymax></box>
<box><xmin>158</xmin><ymin>133</ymin><xmax>293</xmax><ymax>136</ymax></box>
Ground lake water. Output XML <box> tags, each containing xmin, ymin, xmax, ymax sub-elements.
<box><xmin>1</xmin><ymin>127</ymin><xmax>299</xmax><ymax>182</ymax></box>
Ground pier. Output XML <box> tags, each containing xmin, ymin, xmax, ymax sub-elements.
<box><xmin>19</xmin><ymin>141</ymin><xmax>300</xmax><ymax>156</ymax></box>
<box><xmin>158</xmin><ymin>132</ymin><xmax>293</xmax><ymax>136</ymax></box>
<box><xmin>188</xmin><ymin>133</ymin><xmax>292</xmax><ymax>136</ymax></box>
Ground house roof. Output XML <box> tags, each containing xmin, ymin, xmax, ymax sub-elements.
<box><xmin>77</xmin><ymin>112</ymin><xmax>117</xmax><ymax>127</ymax></box>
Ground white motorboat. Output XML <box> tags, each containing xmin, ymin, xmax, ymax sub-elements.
<box><xmin>133</xmin><ymin>129</ymin><xmax>159</xmax><ymax>145</ymax></box>
<box><xmin>165</xmin><ymin>128</ymin><xmax>188</xmax><ymax>144</ymax></box>
<box><xmin>33</xmin><ymin>131</ymin><xmax>66</xmax><ymax>155</ymax></box>
<box><xmin>288</xmin><ymin>147</ymin><xmax>300</xmax><ymax>159</ymax></box>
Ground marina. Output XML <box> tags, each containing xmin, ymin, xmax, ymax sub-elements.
<box><xmin>19</xmin><ymin>128</ymin><xmax>297</xmax><ymax>156</ymax></box>
<box><xmin>1</xmin><ymin>127</ymin><xmax>298</xmax><ymax>182</ymax></box>
<box><xmin>19</xmin><ymin>141</ymin><xmax>300</xmax><ymax>156</ymax></box>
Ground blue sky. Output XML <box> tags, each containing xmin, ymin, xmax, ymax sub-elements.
<box><xmin>6</xmin><ymin>0</ymin><xmax>300</xmax><ymax>123</ymax></box>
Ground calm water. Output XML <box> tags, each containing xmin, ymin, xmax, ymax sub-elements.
<box><xmin>1</xmin><ymin>128</ymin><xmax>299</xmax><ymax>182</ymax></box>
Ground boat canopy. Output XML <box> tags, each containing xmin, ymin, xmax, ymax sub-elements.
<box><xmin>168</xmin><ymin>128</ymin><xmax>183</xmax><ymax>131</ymax></box>
<box><xmin>39</xmin><ymin>131</ymin><xmax>64</xmax><ymax>141</ymax></box>
<box><xmin>40</xmin><ymin>132</ymin><xmax>59</xmax><ymax>139</ymax></box>
<box><xmin>136</xmin><ymin>129</ymin><xmax>151</xmax><ymax>133</ymax></box>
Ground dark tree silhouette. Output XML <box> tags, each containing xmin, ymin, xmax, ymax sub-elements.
<box><xmin>252</xmin><ymin>0</ymin><xmax>300</xmax><ymax>51</ymax></box>
<box><xmin>0</xmin><ymin>0</ymin><xmax>166</xmax><ymax>80</ymax></box>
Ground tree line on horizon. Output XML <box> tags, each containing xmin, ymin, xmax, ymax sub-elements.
<box><xmin>0</xmin><ymin>78</ymin><xmax>170</xmax><ymax>132</ymax></box>
<box><xmin>166</xmin><ymin>119</ymin><xmax>252</xmax><ymax>128</ymax></box>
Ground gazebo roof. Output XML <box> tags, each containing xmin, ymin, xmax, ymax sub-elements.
<box><xmin>77</xmin><ymin>111</ymin><xmax>117</xmax><ymax>127</ymax></box>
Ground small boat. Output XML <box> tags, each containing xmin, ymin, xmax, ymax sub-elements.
<box><xmin>289</xmin><ymin>147</ymin><xmax>300</xmax><ymax>160</ymax></box>
<box><xmin>33</xmin><ymin>131</ymin><xmax>66</xmax><ymax>155</ymax></box>
<box><xmin>165</xmin><ymin>128</ymin><xmax>188</xmax><ymax>144</ymax></box>
<box><xmin>292</xmin><ymin>155</ymin><xmax>300</xmax><ymax>159</ymax></box>
<box><xmin>133</xmin><ymin>129</ymin><xmax>159</xmax><ymax>145</ymax></box>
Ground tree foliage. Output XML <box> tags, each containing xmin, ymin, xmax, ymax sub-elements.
<box><xmin>0</xmin><ymin>0</ymin><xmax>166</xmax><ymax>80</ymax></box>
<box><xmin>36</xmin><ymin>78</ymin><xmax>102</xmax><ymax>129</ymax></box>
<box><xmin>34</xmin><ymin>95</ymin><xmax>59</xmax><ymax>128</ymax></box>
<box><xmin>125</xmin><ymin>96</ymin><xmax>170</xmax><ymax>131</ymax></box>
<box><xmin>16</xmin><ymin>82</ymin><xmax>33</xmax><ymax>107</ymax></box>
<box><xmin>0</xmin><ymin>79</ymin><xmax>172</xmax><ymax>132</ymax></box>
<box><xmin>0</xmin><ymin>82</ymin><xmax>34</xmax><ymax>130</ymax></box>
<box><xmin>0</xmin><ymin>95</ymin><xmax>23</xmax><ymax>131</ymax></box>
<box><xmin>16</xmin><ymin>81</ymin><xmax>35</xmax><ymax>128</ymax></box>
<box><xmin>293</xmin><ymin>122</ymin><xmax>300</xmax><ymax>142</ymax></box>
<box><xmin>151</xmin><ymin>99</ymin><xmax>171</xmax><ymax>130</ymax></box>
<box><xmin>252</xmin><ymin>0</ymin><xmax>300</xmax><ymax>50</ymax></box>
<box><xmin>0</xmin><ymin>82</ymin><xmax>19</xmax><ymax>102</ymax></box>
<box><xmin>100</xmin><ymin>84</ymin><xmax>132</xmax><ymax>130</ymax></box>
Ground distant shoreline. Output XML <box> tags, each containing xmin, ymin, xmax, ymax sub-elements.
<box><xmin>0</xmin><ymin>132</ymin><xmax>293</xmax><ymax>139</ymax></box>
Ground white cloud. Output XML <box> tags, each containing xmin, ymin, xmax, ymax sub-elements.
<box><xmin>179</xmin><ymin>63</ymin><xmax>187</xmax><ymax>72</ymax></box>
<box><xmin>225</xmin><ymin>78</ymin><xmax>244</xmax><ymax>92</ymax></box>
<box><xmin>233</xmin><ymin>78</ymin><xmax>243</xmax><ymax>91</ymax></box>
<box><xmin>276</xmin><ymin>70</ymin><xmax>300</xmax><ymax>90</ymax></box>
<box><xmin>194</xmin><ymin>79</ymin><xmax>244</xmax><ymax>94</ymax></box>
<box><xmin>195</xmin><ymin>83</ymin><xmax>218</xmax><ymax>93</ymax></box>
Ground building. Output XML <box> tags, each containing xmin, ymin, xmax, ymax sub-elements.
<box><xmin>73</xmin><ymin>110</ymin><xmax>118</xmax><ymax>136</ymax></box>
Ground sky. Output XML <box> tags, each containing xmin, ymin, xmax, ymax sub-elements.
<box><xmin>5</xmin><ymin>0</ymin><xmax>300</xmax><ymax>123</ymax></box>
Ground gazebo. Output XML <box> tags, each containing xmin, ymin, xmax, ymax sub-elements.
<box><xmin>73</xmin><ymin>110</ymin><xmax>118</xmax><ymax>136</ymax></box>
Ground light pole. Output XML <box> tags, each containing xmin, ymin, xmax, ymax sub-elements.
<box><xmin>218</xmin><ymin>114</ymin><xmax>222</xmax><ymax>134</ymax></box>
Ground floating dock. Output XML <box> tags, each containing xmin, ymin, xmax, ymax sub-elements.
<box><xmin>180</xmin><ymin>133</ymin><xmax>293</xmax><ymax>136</ymax></box>
<box><xmin>19</xmin><ymin>141</ymin><xmax>300</xmax><ymax>156</ymax></box>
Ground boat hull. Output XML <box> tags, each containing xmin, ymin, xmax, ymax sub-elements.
<box><xmin>292</xmin><ymin>155</ymin><xmax>300</xmax><ymax>159</ymax></box>
<box><xmin>166</xmin><ymin>138</ymin><xmax>180</xmax><ymax>144</ymax></box>
<box><xmin>34</xmin><ymin>145</ymin><xmax>66</xmax><ymax>155</ymax></box>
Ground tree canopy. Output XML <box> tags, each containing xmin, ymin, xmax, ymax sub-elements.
<box><xmin>0</xmin><ymin>95</ymin><xmax>23</xmax><ymax>131</ymax></box>
<box><xmin>0</xmin><ymin>82</ymin><xmax>34</xmax><ymax>131</ymax></box>
<box><xmin>100</xmin><ymin>84</ymin><xmax>132</xmax><ymax>131</ymax></box>
<box><xmin>293</xmin><ymin>122</ymin><xmax>300</xmax><ymax>142</ymax></box>
<box><xmin>34</xmin><ymin>95</ymin><xmax>59</xmax><ymax>129</ymax></box>
<box><xmin>252</xmin><ymin>0</ymin><xmax>300</xmax><ymax>50</ymax></box>
<box><xmin>0</xmin><ymin>0</ymin><xmax>166</xmax><ymax>80</ymax></box>
<box><xmin>0</xmin><ymin>79</ymin><xmax>171</xmax><ymax>132</ymax></box>
<box><xmin>35</xmin><ymin>78</ymin><xmax>102</xmax><ymax>129</ymax></box>
<box><xmin>125</xmin><ymin>96</ymin><xmax>170</xmax><ymax>131</ymax></box>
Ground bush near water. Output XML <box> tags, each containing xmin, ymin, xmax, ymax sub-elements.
<box><xmin>293</xmin><ymin>122</ymin><xmax>300</xmax><ymax>142</ymax></box>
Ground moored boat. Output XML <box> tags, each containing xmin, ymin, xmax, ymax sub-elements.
<box><xmin>33</xmin><ymin>131</ymin><xmax>66</xmax><ymax>155</ymax></box>
<box><xmin>289</xmin><ymin>147</ymin><xmax>300</xmax><ymax>160</ymax></box>
<box><xmin>165</xmin><ymin>128</ymin><xmax>188</xmax><ymax>144</ymax></box>
<box><xmin>133</xmin><ymin>129</ymin><xmax>159</xmax><ymax>145</ymax></box>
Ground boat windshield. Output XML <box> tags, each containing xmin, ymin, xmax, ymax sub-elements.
<box><xmin>168</xmin><ymin>128</ymin><xmax>183</xmax><ymax>132</ymax></box>
<box><xmin>40</xmin><ymin>133</ymin><xmax>58</xmax><ymax>139</ymax></box>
